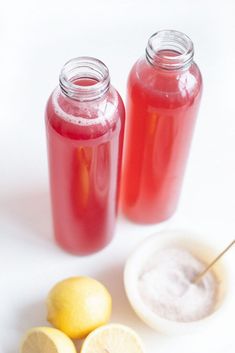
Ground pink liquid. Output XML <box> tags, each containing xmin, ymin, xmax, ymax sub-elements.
<box><xmin>122</xmin><ymin>56</ymin><xmax>202</xmax><ymax>223</ymax></box>
<box><xmin>46</xmin><ymin>81</ymin><xmax>125</xmax><ymax>254</ymax></box>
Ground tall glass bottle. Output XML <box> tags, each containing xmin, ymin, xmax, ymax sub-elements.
<box><xmin>46</xmin><ymin>57</ymin><xmax>125</xmax><ymax>254</ymax></box>
<box><xmin>122</xmin><ymin>30</ymin><xmax>202</xmax><ymax>223</ymax></box>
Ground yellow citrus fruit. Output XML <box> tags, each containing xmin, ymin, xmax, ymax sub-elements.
<box><xmin>80</xmin><ymin>323</ymin><xmax>145</xmax><ymax>353</ymax></box>
<box><xmin>46</xmin><ymin>276</ymin><xmax>112</xmax><ymax>339</ymax></box>
<box><xmin>20</xmin><ymin>326</ymin><xmax>76</xmax><ymax>353</ymax></box>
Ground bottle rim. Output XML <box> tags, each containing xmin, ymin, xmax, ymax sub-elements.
<box><xmin>59</xmin><ymin>56</ymin><xmax>110</xmax><ymax>101</ymax></box>
<box><xmin>146</xmin><ymin>30</ymin><xmax>194</xmax><ymax>70</ymax></box>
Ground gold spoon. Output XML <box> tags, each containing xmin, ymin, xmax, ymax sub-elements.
<box><xmin>193</xmin><ymin>239</ymin><xmax>235</xmax><ymax>284</ymax></box>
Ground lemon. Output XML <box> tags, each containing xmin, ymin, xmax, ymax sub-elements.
<box><xmin>20</xmin><ymin>326</ymin><xmax>76</xmax><ymax>353</ymax></box>
<box><xmin>46</xmin><ymin>276</ymin><xmax>112</xmax><ymax>339</ymax></box>
<box><xmin>80</xmin><ymin>323</ymin><xmax>145</xmax><ymax>353</ymax></box>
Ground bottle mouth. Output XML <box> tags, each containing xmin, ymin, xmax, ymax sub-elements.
<box><xmin>146</xmin><ymin>30</ymin><xmax>194</xmax><ymax>70</ymax></box>
<box><xmin>59</xmin><ymin>57</ymin><xmax>110</xmax><ymax>101</ymax></box>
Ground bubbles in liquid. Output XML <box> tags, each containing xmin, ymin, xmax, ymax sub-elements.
<box><xmin>52</xmin><ymin>88</ymin><xmax>117</xmax><ymax>127</ymax></box>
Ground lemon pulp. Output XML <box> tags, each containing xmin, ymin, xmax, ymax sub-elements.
<box><xmin>20</xmin><ymin>326</ymin><xmax>77</xmax><ymax>353</ymax></box>
<box><xmin>81</xmin><ymin>323</ymin><xmax>145</xmax><ymax>353</ymax></box>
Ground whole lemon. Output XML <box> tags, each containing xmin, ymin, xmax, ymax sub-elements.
<box><xmin>46</xmin><ymin>277</ymin><xmax>112</xmax><ymax>339</ymax></box>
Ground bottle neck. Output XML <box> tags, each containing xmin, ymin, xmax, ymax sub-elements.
<box><xmin>59</xmin><ymin>57</ymin><xmax>110</xmax><ymax>102</ymax></box>
<box><xmin>145</xmin><ymin>30</ymin><xmax>194</xmax><ymax>70</ymax></box>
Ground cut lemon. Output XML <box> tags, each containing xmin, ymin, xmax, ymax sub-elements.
<box><xmin>80</xmin><ymin>323</ymin><xmax>145</xmax><ymax>353</ymax></box>
<box><xmin>20</xmin><ymin>326</ymin><xmax>77</xmax><ymax>353</ymax></box>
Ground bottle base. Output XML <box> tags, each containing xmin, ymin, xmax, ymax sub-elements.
<box><xmin>122</xmin><ymin>207</ymin><xmax>176</xmax><ymax>225</ymax></box>
<box><xmin>54</xmin><ymin>236</ymin><xmax>114</xmax><ymax>256</ymax></box>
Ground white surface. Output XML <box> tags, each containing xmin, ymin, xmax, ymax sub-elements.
<box><xmin>0</xmin><ymin>0</ymin><xmax>235</xmax><ymax>352</ymax></box>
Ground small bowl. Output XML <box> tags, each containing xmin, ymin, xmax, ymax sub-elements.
<box><xmin>124</xmin><ymin>230</ymin><xmax>232</xmax><ymax>335</ymax></box>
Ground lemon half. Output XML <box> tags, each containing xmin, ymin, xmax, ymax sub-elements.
<box><xmin>47</xmin><ymin>276</ymin><xmax>112</xmax><ymax>339</ymax></box>
<box><xmin>20</xmin><ymin>326</ymin><xmax>76</xmax><ymax>353</ymax></box>
<box><xmin>81</xmin><ymin>323</ymin><xmax>145</xmax><ymax>353</ymax></box>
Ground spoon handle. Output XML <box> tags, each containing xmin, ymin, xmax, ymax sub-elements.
<box><xmin>193</xmin><ymin>239</ymin><xmax>235</xmax><ymax>284</ymax></box>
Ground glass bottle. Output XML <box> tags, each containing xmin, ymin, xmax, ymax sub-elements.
<box><xmin>122</xmin><ymin>30</ymin><xmax>202</xmax><ymax>223</ymax></box>
<box><xmin>45</xmin><ymin>57</ymin><xmax>125</xmax><ymax>254</ymax></box>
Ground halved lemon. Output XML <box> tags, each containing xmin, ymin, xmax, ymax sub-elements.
<box><xmin>20</xmin><ymin>326</ymin><xmax>77</xmax><ymax>353</ymax></box>
<box><xmin>80</xmin><ymin>323</ymin><xmax>145</xmax><ymax>353</ymax></box>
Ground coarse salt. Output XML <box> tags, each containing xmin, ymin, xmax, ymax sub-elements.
<box><xmin>138</xmin><ymin>247</ymin><xmax>218</xmax><ymax>322</ymax></box>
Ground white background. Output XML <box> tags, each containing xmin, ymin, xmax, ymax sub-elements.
<box><xmin>0</xmin><ymin>0</ymin><xmax>235</xmax><ymax>352</ymax></box>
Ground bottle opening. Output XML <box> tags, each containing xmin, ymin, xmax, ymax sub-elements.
<box><xmin>146</xmin><ymin>30</ymin><xmax>194</xmax><ymax>70</ymax></box>
<box><xmin>59</xmin><ymin>57</ymin><xmax>110</xmax><ymax>101</ymax></box>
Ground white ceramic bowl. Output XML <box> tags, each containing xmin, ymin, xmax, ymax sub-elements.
<box><xmin>124</xmin><ymin>230</ymin><xmax>232</xmax><ymax>335</ymax></box>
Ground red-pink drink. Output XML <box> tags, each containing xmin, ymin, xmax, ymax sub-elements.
<box><xmin>46</xmin><ymin>57</ymin><xmax>125</xmax><ymax>254</ymax></box>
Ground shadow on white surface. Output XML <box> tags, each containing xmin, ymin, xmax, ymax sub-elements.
<box><xmin>5</xmin><ymin>301</ymin><xmax>47</xmax><ymax>353</ymax></box>
<box><xmin>17</xmin><ymin>300</ymin><xmax>48</xmax><ymax>332</ymax></box>
<box><xmin>94</xmin><ymin>262</ymin><xmax>158</xmax><ymax>337</ymax></box>
<box><xmin>74</xmin><ymin>339</ymin><xmax>84</xmax><ymax>352</ymax></box>
<box><xmin>1</xmin><ymin>186</ymin><xmax>53</xmax><ymax>246</ymax></box>
<box><xmin>6</xmin><ymin>346</ymin><xmax>20</xmax><ymax>353</ymax></box>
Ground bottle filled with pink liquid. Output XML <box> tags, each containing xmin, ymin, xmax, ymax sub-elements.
<box><xmin>122</xmin><ymin>30</ymin><xmax>202</xmax><ymax>223</ymax></box>
<box><xmin>45</xmin><ymin>57</ymin><xmax>125</xmax><ymax>254</ymax></box>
